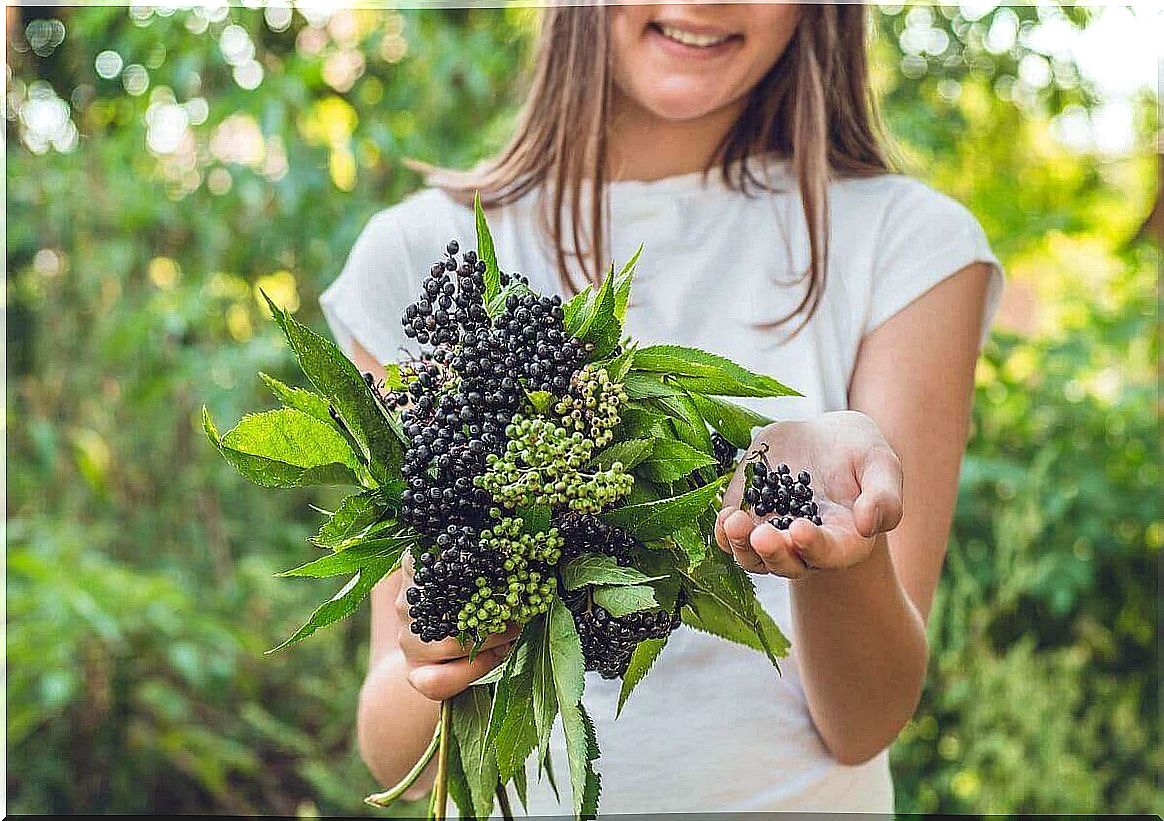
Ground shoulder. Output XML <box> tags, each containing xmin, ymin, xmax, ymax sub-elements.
<box><xmin>359</xmin><ymin>188</ymin><xmax>475</xmax><ymax>260</ymax></box>
<box><xmin>829</xmin><ymin>173</ymin><xmax>984</xmax><ymax>240</ymax></box>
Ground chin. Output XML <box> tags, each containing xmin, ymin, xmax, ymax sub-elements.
<box><xmin>633</xmin><ymin>82</ymin><xmax>727</xmax><ymax>123</ymax></box>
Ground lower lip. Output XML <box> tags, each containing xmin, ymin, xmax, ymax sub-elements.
<box><xmin>646</xmin><ymin>25</ymin><xmax>743</xmax><ymax>60</ymax></box>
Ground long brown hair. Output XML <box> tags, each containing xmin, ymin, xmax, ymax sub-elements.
<box><xmin>424</xmin><ymin>4</ymin><xmax>891</xmax><ymax>329</ymax></box>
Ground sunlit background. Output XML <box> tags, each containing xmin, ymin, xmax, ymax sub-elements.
<box><xmin>5</xmin><ymin>2</ymin><xmax>1160</xmax><ymax>816</ymax></box>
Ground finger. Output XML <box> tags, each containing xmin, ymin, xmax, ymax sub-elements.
<box><xmin>721</xmin><ymin>509</ymin><xmax>766</xmax><ymax>571</ymax></box>
<box><xmin>750</xmin><ymin>523</ymin><xmax>809</xmax><ymax>579</ymax></box>
<box><xmin>722</xmin><ymin>454</ymin><xmax>750</xmax><ymax>509</ymax></box>
<box><xmin>853</xmin><ymin>446</ymin><xmax>904</xmax><ymax>537</ymax></box>
<box><xmin>402</xmin><ymin>624</ymin><xmax>521</xmax><ymax>664</ymax></box>
<box><xmin>407</xmin><ymin>642</ymin><xmax>513</xmax><ymax>702</ymax></box>
<box><xmin>715</xmin><ymin>507</ymin><xmax>736</xmax><ymax>553</ymax></box>
<box><xmin>785</xmin><ymin>517</ymin><xmax>851</xmax><ymax>570</ymax></box>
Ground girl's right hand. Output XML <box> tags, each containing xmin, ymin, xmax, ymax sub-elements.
<box><xmin>394</xmin><ymin>551</ymin><xmax>519</xmax><ymax>702</ymax></box>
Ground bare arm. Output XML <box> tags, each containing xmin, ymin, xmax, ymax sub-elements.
<box><xmin>348</xmin><ymin>341</ymin><xmax>515</xmax><ymax>793</ymax></box>
<box><xmin>717</xmin><ymin>263</ymin><xmax>992</xmax><ymax>764</ymax></box>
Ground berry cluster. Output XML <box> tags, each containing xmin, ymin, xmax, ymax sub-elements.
<box><xmin>555</xmin><ymin>512</ymin><xmax>639</xmax><ymax>566</ymax></box>
<box><xmin>711</xmin><ymin>432</ymin><xmax>739</xmax><ymax>474</ymax></box>
<box><xmin>742</xmin><ymin>445</ymin><xmax>822</xmax><ymax>530</ymax></box>
<box><xmin>476</xmin><ymin>416</ymin><xmax>632</xmax><ymax>514</ymax></box>
<box><xmin>388</xmin><ymin>239</ymin><xmax>610</xmax><ymax>645</ymax></box>
<box><xmin>573</xmin><ymin>604</ymin><xmax>681</xmax><ymax>679</ymax></box>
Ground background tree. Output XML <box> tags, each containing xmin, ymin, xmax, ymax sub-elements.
<box><xmin>6</xmin><ymin>4</ymin><xmax>1158</xmax><ymax>815</ymax></box>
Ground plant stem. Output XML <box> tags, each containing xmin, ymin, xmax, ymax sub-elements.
<box><xmin>430</xmin><ymin>700</ymin><xmax>452</xmax><ymax>821</ymax></box>
<box><xmin>496</xmin><ymin>782</ymin><xmax>515</xmax><ymax>820</ymax></box>
<box><xmin>364</xmin><ymin>720</ymin><xmax>441</xmax><ymax>808</ymax></box>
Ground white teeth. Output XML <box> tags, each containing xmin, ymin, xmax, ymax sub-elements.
<box><xmin>656</xmin><ymin>23</ymin><xmax>731</xmax><ymax>48</ymax></box>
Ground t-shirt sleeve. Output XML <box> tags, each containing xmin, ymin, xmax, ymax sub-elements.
<box><xmin>864</xmin><ymin>180</ymin><xmax>1004</xmax><ymax>348</ymax></box>
<box><xmin>319</xmin><ymin>208</ymin><xmax>420</xmax><ymax>364</ymax></box>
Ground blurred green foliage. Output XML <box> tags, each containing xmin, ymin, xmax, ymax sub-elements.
<box><xmin>6</xmin><ymin>4</ymin><xmax>1158</xmax><ymax>815</ymax></box>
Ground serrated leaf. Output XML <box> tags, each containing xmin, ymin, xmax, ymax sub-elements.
<box><xmin>588</xmin><ymin>438</ymin><xmax>653</xmax><ymax>471</ymax></box>
<box><xmin>203</xmin><ymin>407</ymin><xmax>360</xmax><ymax>488</ymax></box>
<box><xmin>682</xmin><ymin>550</ymin><xmax>789</xmax><ymax>668</ymax></box>
<box><xmin>445</xmin><ymin>732</ymin><xmax>474</xmax><ymax>819</ymax></box>
<box><xmin>517</xmin><ymin>504</ymin><xmax>552</xmax><ymax>535</ymax></box>
<box><xmin>259</xmin><ymin>372</ymin><xmax>333</xmax><ymax>423</ymax></box>
<box><xmin>687</xmin><ymin>392</ymin><xmax>773</xmax><ymax>450</ymax></box>
<box><xmin>262</xmin><ymin>291</ymin><xmax>403</xmax><ymax>484</ymax></box>
<box><xmin>592</xmin><ymin>584</ymin><xmax>658</xmax><ymax>617</ymax></box>
<box><xmin>267</xmin><ymin>558</ymin><xmax>394</xmax><ymax>652</ymax></box>
<box><xmin>602</xmin><ymin>475</ymin><xmax>727</xmax><ymax>542</ymax></box>
<box><xmin>278</xmin><ymin>536</ymin><xmax>412</xmax><ymax>578</ymax></box>
<box><xmin>223</xmin><ymin>407</ymin><xmax>361</xmax><ymax>471</ymax></box>
<box><xmin>624</xmin><ymin>371</ymin><xmax>677</xmax><ymax>400</ymax></box>
<box><xmin>562</xmin><ymin>288</ymin><xmax>592</xmax><ymax>335</ymax></box>
<box><xmin>616</xmin><ymin>637</ymin><xmax>666</xmax><ymax>717</ymax></box>
<box><xmin>576</xmin><ymin>266</ymin><xmax>621</xmax><ymax>359</ymax></box>
<box><xmin>647</xmin><ymin>392</ymin><xmax>713</xmax><ymax>455</ymax></box>
<box><xmin>548</xmin><ymin>597</ymin><xmax>585</xmax><ymax>708</ymax></box>
<box><xmin>598</xmin><ymin>343</ymin><xmax>636</xmax><ymax>383</ymax></box>
<box><xmin>512</xmin><ymin>763</ymin><xmax>529</xmax><ymax>811</ymax></box>
<box><xmin>527</xmin><ymin>617</ymin><xmax>557</xmax><ymax>766</ymax></box>
<box><xmin>381</xmin><ymin>363</ymin><xmax>406</xmax><ymax>392</ymax></box>
<box><xmin>616</xmin><ymin>404</ymin><xmax>668</xmax><ymax>440</ymax></box>
<box><xmin>560</xmin><ymin>700</ymin><xmax>600</xmax><ymax>820</ymax></box>
<box><xmin>637</xmin><ymin>437</ymin><xmax>717</xmax><ymax>482</ymax></box>
<box><xmin>312</xmin><ymin>488</ymin><xmax>400</xmax><ymax>550</ymax></box>
<box><xmin>495</xmin><ymin>674</ymin><xmax>538</xmax><ymax>781</ymax></box>
<box><xmin>561</xmin><ymin>554</ymin><xmax>664</xmax><ymax>590</ymax></box>
<box><xmin>672</xmin><ymin>524</ymin><xmax>711</xmax><ymax>568</ymax></box>
<box><xmin>632</xmin><ymin>345</ymin><xmax>801</xmax><ymax>398</ymax></box>
<box><xmin>613</xmin><ymin>244</ymin><xmax>643</xmax><ymax>322</ymax></box>
<box><xmin>475</xmin><ymin>192</ymin><xmax>501</xmax><ymax>304</ymax></box>
<box><xmin>452</xmin><ymin>686</ymin><xmax>499</xmax><ymax>820</ymax></box>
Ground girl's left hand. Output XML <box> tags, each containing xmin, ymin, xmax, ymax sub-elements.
<box><xmin>715</xmin><ymin>410</ymin><xmax>905</xmax><ymax>578</ymax></box>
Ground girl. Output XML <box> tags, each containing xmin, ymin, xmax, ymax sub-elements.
<box><xmin>321</xmin><ymin>3</ymin><xmax>1001</xmax><ymax>814</ymax></box>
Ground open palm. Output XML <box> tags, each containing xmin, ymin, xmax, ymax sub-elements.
<box><xmin>714</xmin><ymin>411</ymin><xmax>904</xmax><ymax>578</ymax></box>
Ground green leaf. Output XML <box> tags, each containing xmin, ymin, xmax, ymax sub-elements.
<box><xmin>576</xmin><ymin>266</ymin><xmax>621</xmax><ymax>359</ymax></box>
<box><xmin>312</xmin><ymin>488</ymin><xmax>400</xmax><ymax>550</ymax></box>
<box><xmin>562</xmin><ymin>288</ymin><xmax>592</xmax><ymax>335</ymax></box>
<box><xmin>588</xmin><ymin>438</ymin><xmax>653</xmax><ymax>471</ymax></box>
<box><xmin>637</xmin><ymin>437</ymin><xmax>717</xmax><ymax>483</ymax></box>
<box><xmin>277</xmin><ymin>537</ymin><xmax>411</xmax><ymax>578</ymax></box>
<box><xmin>261</xmin><ymin>291</ymin><xmax>403</xmax><ymax>484</ymax></box>
<box><xmin>445</xmin><ymin>733</ymin><xmax>474</xmax><ymax>819</ymax></box>
<box><xmin>599</xmin><ymin>343</ymin><xmax>637</xmax><ymax>384</ymax></box>
<box><xmin>613</xmin><ymin>244</ymin><xmax>643</xmax><ymax>322</ymax></box>
<box><xmin>517</xmin><ymin>504</ymin><xmax>552</xmax><ymax>535</ymax></box>
<box><xmin>223</xmin><ymin>408</ymin><xmax>360</xmax><ymax>471</ymax></box>
<box><xmin>267</xmin><ymin>558</ymin><xmax>394</xmax><ymax>652</ymax></box>
<box><xmin>561</xmin><ymin>554</ymin><xmax>664</xmax><ymax>590</ymax></box>
<box><xmin>495</xmin><ymin>673</ymin><xmax>538</xmax><ymax>781</ymax></box>
<box><xmin>616</xmin><ymin>637</ymin><xmax>666</xmax><ymax>717</ymax></box>
<box><xmin>259</xmin><ymin>372</ymin><xmax>332</xmax><ymax>423</ymax></box>
<box><xmin>525</xmin><ymin>389</ymin><xmax>555</xmax><ymax>415</ymax></box>
<box><xmin>560</xmin><ymin>700</ymin><xmax>600</xmax><ymax>820</ymax></box>
<box><xmin>451</xmin><ymin>686</ymin><xmax>499</xmax><ymax>820</ymax></box>
<box><xmin>616</xmin><ymin>404</ymin><xmax>668</xmax><ymax>440</ymax></box>
<box><xmin>512</xmin><ymin>761</ymin><xmax>529</xmax><ymax>811</ymax></box>
<box><xmin>548</xmin><ymin>597</ymin><xmax>585</xmax><ymax>708</ymax></box>
<box><xmin>632</xmin><ymin>345</ymin><xmax>801</xmax><ymax>398</ymax></box>
<box><xmin>681</xmin><ymin>550</ymin><xmax>789</xmax><ymax>668</ymax></box>
<box><xmin>527</xmin><ymin>616</ymin><xmax>557</xmax><ymax>764</ymax></box>
<box><xmin>602</xmin><ymin>475</ymin><xmax>727</xmax><ymax>542</ymax></box>
<box><xmin>203</xmin><ymin>407</ymin><xmax>360</xmax><ymax>488</ymax></box>
<box><xmin>624</xmin><ymin>371</ymin><xmax>677</xmax><ymax>400</ymax></box>
<box><xmin>687</xmin><ymin>392</ymin><xmax>773</xmax><ymax>450</ymax></box>
<box><xmin>593</xmin><ymin>584</ymin><xmax>658</xmax><ymax>617</ymax></box>
<box><xmin>475</xmin><ymin>192</ymin><xmax>501</xmax><ymax>304</ymax></box>
<box><xmin>648</xmin><ymin>392</ymin><xmax>713</xmax><ymax>455</ymax></box>
<box><xmin>672</xmin><ymin>524</ymin><xmax>711</xmax><ymax>568</ymax></box>
<box><xmin>381</xmin><ymin>363</ymin><xmax>406</xmax><ymax>392</ymax></box>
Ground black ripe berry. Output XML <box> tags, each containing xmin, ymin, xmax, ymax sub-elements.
<box><xmin>741</xmin><ymin>443</ymin><xmax>823</xmax><ymax>529</ymax></box>
<box><xmin>572</xmin><ymin>603</ymin><xmax>680</xmax><ymax>679</ymax></box>
<box><xmin>555</xmin><ymin>512</ymin><xmax>639</xmax><ymax>566</ymax></box>
<box><xmin>388</xmin><ymin>239</ymin><xmax>598</xmax><ymax>644</ymax></box>
<box><xmin>711</xmin><ymin>432</ymin><xmax>738</xmax><ymax>474</ymax></box>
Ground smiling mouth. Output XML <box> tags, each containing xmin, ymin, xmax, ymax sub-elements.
<box><xmin>651</xmin><ymin>22</ymin><xmax>739</xmax><ymax>49</ymax></box>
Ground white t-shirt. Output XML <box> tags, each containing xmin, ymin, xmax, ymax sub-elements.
<box><xmin>320</xmin><ymin>164</ymin><xmax>1002</xmax><ymax>815</ymax></box>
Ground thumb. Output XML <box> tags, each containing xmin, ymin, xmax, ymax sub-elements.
<box><xmin>852</xmin><ymin>445</ymin><xmax>903</xmax><ymax>537</ymax></box>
